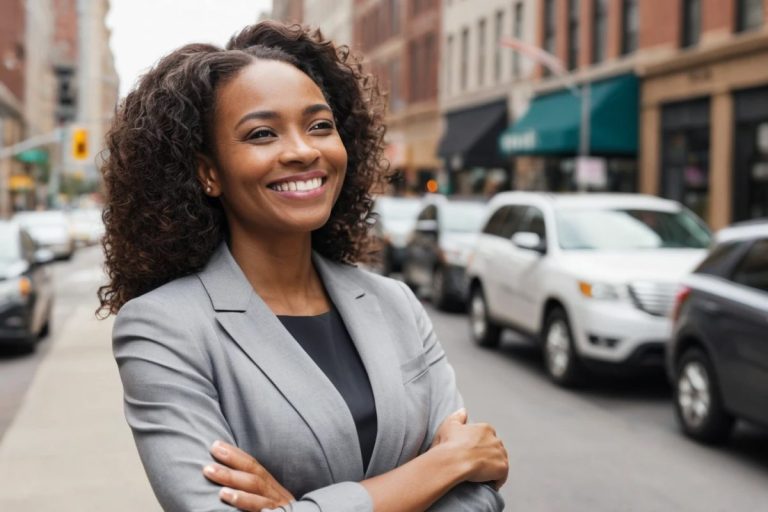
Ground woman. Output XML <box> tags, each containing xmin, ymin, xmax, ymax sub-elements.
<box><xmin>101</xmin><ymin>21</ymin><xmax>508</xmax><ymax>512</ymax></box>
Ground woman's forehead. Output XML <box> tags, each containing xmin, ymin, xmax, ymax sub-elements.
<box><xmin>217</xmin><ymin>59</ymin><xmax>327</xmax><ymax>119</ymax></box>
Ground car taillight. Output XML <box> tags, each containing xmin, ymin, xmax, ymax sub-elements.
<box><xmin>671</xmin><ymin>286</ymin><xmax>691</xmax><ymax>323</ymax></box>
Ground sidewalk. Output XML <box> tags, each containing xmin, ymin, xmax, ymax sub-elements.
<box><xmin>0</xmin><ymin>304</ymin><xmax>160</xmax><ymax>511</ymax></box>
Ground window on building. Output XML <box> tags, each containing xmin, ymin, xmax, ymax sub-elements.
<box><xmin>681</xmin><ymin>0</ymin><xmax>701</xmax><ymax>48</ymax></box>
<box><xmin>446</xmin><ymin>34</ymin><xmax>454</xmax><ymax>96</ymax></box>
<box><xmin>513</xmin><ymin>1</ymin><xmax>524</xmax><ymax>77</ymax></box>
<box><xmin>592</xmin><ymin>0</ymin><xmax>608</xmax><ymax>63</ymax></box>
<box><xmin>389</xmin><ymin>0</ymin><xmax>400</xmax><ymax>36</ymax></box>
<box><xmin>736</xmin><ymin>0</ymin><xmax>764</xmax><ymax>32</ymax></box>
<box><xmin>461</xmin><ymin>27</ymin><xmax>469</xmax><ymax>90</ymax></box>
<box><xmin>543</xmin><ymin>0</ymin><xmax>556</xmax><ymax>76</ymax></box>
<box><xmin>622</xmin><ymin>0</ymin><xmax>638</xmax><ymax>54</ymax></box>
<box><xmin>494</xmin><ymin>10</ymin><xmax>504</xmax><ymax>82</ymax></box>
<box><xmin>390</xmin><ymin>58</ymin><xmax>403</xmax><ymax>112</ymax></box>
<box><xmin>478</xmin><ymin>18</ymin><xmax>487</xmax><ymax>86</ymax></box>
<box><xmin>568</xmin><ymin>0</ymin><xmax>580</xmax><ymax>70</ymax></box>
<box><xmin>426</xmin><ymin>33</ymin><xmax>436</xmax><ymax>98</ymax></box>
<box><xmin>410</xmin><ymin>40</ymin><xmax>421</xmax><ymax>101</ymax></box>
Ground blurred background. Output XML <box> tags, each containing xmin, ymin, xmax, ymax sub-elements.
<box><xmin>0</xmin><ymin>0</ymin><xmax>766</xmax><ymax>510</ymax></box>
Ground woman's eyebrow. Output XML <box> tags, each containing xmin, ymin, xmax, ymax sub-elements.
<box><xmin>235</xmin><ymin>104</ymin><xmax>332</xmax><ymax>130</ymax></box>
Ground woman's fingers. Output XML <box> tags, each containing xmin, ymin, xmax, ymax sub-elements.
<box><xmin>218</xmin><ymin>487</ymin><xmax>278</xmax><ymax>512</ymax></box>
<box><xmin>208</xmin><ymin>441</ymin><xmax>295</xmax><ymax>503</ymax></box>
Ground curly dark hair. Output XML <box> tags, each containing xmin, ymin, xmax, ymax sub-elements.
<box><xmin>97</xmin><ymin>21</ymin><xmax>390</xmax><ymax>317</ymax></box>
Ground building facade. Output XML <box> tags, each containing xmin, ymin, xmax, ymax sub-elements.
<box><xmin>639</xmin><ymin>0</ymin><xmax>768</xmax><ymax>228</ymax></box>
<box><xmin>303</xmin><ymin>0</ymin><xmax>354</xmax><ymax>45</ymax></box>
<box><xmin>439</xmin><ymin>0</ymin><xmax>537</xmax><ymax>195</ymax></box>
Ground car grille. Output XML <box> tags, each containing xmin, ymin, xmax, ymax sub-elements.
<box><xmin>628</xmin><ymin>281</ymin><xmax>679</xmax><ymax>317</ymax></box>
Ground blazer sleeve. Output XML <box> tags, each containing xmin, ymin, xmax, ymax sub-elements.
<box><xmin>397</xmin><ymin>281</ymin><xmax>506</xmax><ymax>512</ymax></box>
<box><xmin>115</xmin><ymin>296</ymin><xmax>373</xmax><ymax>512</ymax></box>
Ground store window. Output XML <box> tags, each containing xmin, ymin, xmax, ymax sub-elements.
<box><xmin>733</xmin><ymin>87</ymin><xmax>768</xmax><ymax>221</ymax></box>
<box><xmin>661</xmin><ymin>99</ymin><xmax>711</xmax><ymax>221</ymax></box>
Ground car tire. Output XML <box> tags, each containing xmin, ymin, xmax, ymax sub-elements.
<box><xmin>468</xmin><ymin>285</ymin><xmax>501</xmax><ymax>348</ymax></box>
<box><xmin>431</xmin><ymin>267</ymin><xmax>452</xmax><ymax>311</ymax></box>
<box><xmin>674</xmin><ymin>348</ymin><xmax>734</xmax><ymax>444</ymax></box>
<box><xmin>542</xmin><ymin>307</ymin><xmax>584</xmax><ymax>387</ymax></box>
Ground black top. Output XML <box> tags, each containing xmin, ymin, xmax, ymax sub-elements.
<box><xmin>278</xmin><ymin>307</ymin><xmax>378</xmax><ymax>471</ymax></box>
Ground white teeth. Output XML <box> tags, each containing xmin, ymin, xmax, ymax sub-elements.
<box><xmin>271</xmin><ymin>177</ymin><xmax>323</xmax><ymax>193</ymax></box>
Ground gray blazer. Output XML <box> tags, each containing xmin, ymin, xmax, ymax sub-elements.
<box><xmin>113</xmin><ymin>243</ymin><xmax>505</xmax><ymax>511</ymax></box>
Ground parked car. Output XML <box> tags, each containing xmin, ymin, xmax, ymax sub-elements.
<box><xmin>466</xmin><ymin>192</ymin><xmax>712</xmax><ymax>386</ymax></box>
<box><xmin>67</xmin><ymin>208</ymin><xmax>105</xmax><ymax>246</ymax></box>
<box><xmin>402</xmin><ymin>195</ymin><xmax>487</xmax><ymax>310</ymax></box>
<box><xmin>0</xmin><ymin>221</ymin><xmax>55</xmax><ymax>351</ymax></box>
<box><xmin>13</xmin><ymin>210</ymin><xmax>75</xmax><ymax>260</ymax></box>
<box><xmin>371</xmin><ymin>196</ymin><xmax>422</xmax><ymax>275</ymax></box>
<box><xmin>667</xmin><ymin>219</ymin><xmax>768</xmax><ymax>443</ymax></box>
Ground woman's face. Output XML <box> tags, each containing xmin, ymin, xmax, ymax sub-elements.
<box><xmin>203</xmin><ymin>59</ymin><xmax>348</xmax><ymax>239</ymax></box>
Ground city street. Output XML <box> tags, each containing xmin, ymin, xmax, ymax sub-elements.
<box><xmin>0</xmin><ymin>249</ymin><xmax>766</xmax><ymax>511</ymax></box>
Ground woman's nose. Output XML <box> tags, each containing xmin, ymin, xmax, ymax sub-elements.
<box><xmin>278</xmin><ymin>134</ymin><xmax>321</xmax><ymax>166</ymax></box>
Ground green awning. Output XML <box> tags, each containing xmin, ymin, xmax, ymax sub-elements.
<box><xmin>499</xmin><ymin>73</ymin><xmax>638</xmax><ymax>156</ymax></box>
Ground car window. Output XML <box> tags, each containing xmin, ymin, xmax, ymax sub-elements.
<box><xmin>695</xmin><ymin>241</ymin><xmax>744</xmax><ymax>277</ymax></box>
<box><xmin>418</xmin><ymin>205</ymin><xmax>437</xmax><ymax>222</ymax></box>
<box><xmin>20</xmin><ymin>230</ymin><xmax>36</xmax><ymax>261</ymax></box>
<box><xmin>442</xmin><ymin>203</ymin><xmax>486</xmax><ymax>233</ymax></box>
<box><xmin>500</xmin><ymin>205</ymin><xmax>529</xmax><ymax>238</ymax></box>
<box><xmin>483</xmin><ymin>207</ymin><xmax>509</xmax><ymax>237</ymax></box>
<box><xmin>518</xmin><ymin>207</ymin><xmax>546</xmax><ymax>240</ymax></box>
<box><xmin>731</xmin><ymin>239</ymin><xmax>768</xmax><ymax>293</ymax></box>
<box><xmin>556</xmin><ymin>208</ymin><xmax>711</xmax><ymax>250</ymax></box>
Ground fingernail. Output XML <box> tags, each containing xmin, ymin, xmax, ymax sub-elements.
<box><xmin>211</xmin><ymin>440</ymin><xmax>228</xmax><ymax>457</ymax></box>
<box><xmin>220</xmin><ymin>487</ymin><xmax>237</xmax><ymax>504</ymax></box>
<box><xmin>203</xmin><ymin>465</ymin><xmax>217</xmax><ymax>476</ymax></box>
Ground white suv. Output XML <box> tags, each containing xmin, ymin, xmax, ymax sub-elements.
<box><xmin>466</xmin><ymin>192</ymin><xmax>712</xmax><ymax>386</ymax></box>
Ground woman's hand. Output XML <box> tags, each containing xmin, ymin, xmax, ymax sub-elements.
<box><xmin>203</xmin><ymin>440</ymin><xmax>295</xmax><ymax>511</ymax></box>
<box><xmin>430</xmin><ymin>409</ymin><xmax>509</xmax><ymax>490</ymax></box>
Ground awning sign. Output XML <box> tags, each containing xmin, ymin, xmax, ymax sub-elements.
<box><xmin>500</xmin><ymin>131</ymin><xmax>537</xmax><ymax>153</ymax></box>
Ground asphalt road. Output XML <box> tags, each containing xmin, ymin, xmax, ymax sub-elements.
<box><xmin>428</xmin><ymin>303</ymin><xmax>768</xmax><ymax>511</ymax></box>
<box><xmin>2</xmin><ymin>252</ymin><xmax>767</xmax><ymax>510</ymax></box>
<box><xmin>0</xmin><ymin>245</ymin><xmax>106</xmax><ymax>440</ymax></box>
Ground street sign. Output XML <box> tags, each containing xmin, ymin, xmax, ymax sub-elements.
<box><xmin>15</xmin><ymin>148</ymin><xmax>49</xmax><ymax>165</ymax></box>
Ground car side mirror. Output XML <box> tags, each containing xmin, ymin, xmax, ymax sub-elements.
<box><xmin>512</xmin><ymin>232</ymin><xmax>546</xmax><ymax>255</ymax></box>
<box><xmin>33</xmin><ymin>248</ymin><xmax>56</xmax><ymax>265</ymax></box>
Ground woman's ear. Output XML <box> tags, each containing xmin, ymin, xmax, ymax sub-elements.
<box><xmin>196</xmin><ymin>154</ymin><xmax>220</xmax><ymax>197</ymax></box>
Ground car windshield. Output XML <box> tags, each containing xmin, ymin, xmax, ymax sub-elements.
<box><xmin>442</xmin><ymin>203</ymin><xmax>487</xmax><ymax>233</ymax></box>
<box><xmin>15</xmin><ymin>211</ymin><xmax>67</xmax><ymax>227</ymax></box>
<box><xmin>555</xmin><ymin>208</ymin><xmax>712</xmax><ymax>250</ymax></box>
<box><xmin>0</xmin><ymin>224</ymin><xmax>21</xmax><ymax>262</ymax></box>
<box><xmin>374</xmin><ymin>198</ymin><xmax>422</xmax><ymax>221</ymax></box>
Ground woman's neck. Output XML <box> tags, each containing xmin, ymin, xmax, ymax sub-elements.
<box><xmin>228</xmin><ymin>232</ymin><xmax>330</xmax><ymax>316</ymax></box>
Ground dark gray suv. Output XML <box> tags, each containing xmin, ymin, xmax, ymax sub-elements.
<box><xmin>667</xmin><ymin>219</ymin><xmax>768</xmax><ymax>443</ymax></box>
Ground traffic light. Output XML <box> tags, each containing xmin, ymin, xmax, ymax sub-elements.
<box><xmin>72</xmin><ymin>128</ymin><xmax>88</xmax><ymax>161</ymax></box>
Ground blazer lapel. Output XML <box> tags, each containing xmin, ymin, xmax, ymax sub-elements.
<box><xmin>314</xmin><ymin>255</ymin><xmax>408</xmax><ymax>478</ymax></box>
<box><xmin>197</xmin><ymin>244</ymin><xmax>364</xmax><ymax>482</ymax></box>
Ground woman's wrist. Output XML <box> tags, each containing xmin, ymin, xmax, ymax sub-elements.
<box><xmin>427</xmin><ymin>441</ymin><xmax>474</xmax><ymax>486</ymax></box>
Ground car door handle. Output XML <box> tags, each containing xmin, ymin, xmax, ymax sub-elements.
<box><xmin>701</xmin><ymin>300</ymin><xmax>721</xmax><ymax>314</ymax></box>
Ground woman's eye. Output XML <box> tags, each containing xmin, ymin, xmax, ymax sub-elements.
<box><xmin>310</xmin><ymin>120</ymin><xmax>334</xmax><ymax>131</ymax></box>
<box><xmin>247</xmin><ymin>128</ymin><xmax>275</xmax><ymax>140</ymax></box>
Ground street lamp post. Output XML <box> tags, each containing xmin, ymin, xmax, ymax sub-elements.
<box><xmin>499</xmin><ymin>37</ymin><xmax>593</xmax><ymax>190</ymax></box>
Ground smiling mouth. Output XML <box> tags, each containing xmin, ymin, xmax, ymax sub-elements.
<box><xmin>267</xmin><ymin>177</ymin><xmax>326</xmax><ymax>193</ymax></box>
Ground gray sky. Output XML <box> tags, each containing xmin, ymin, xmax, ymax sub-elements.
<box><xmin>107</xmin><ymin>0</ymin><xmax>273</xmax><ymax>97</ymax></box>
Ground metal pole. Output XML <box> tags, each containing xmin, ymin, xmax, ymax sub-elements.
<box><xmin>579</xmin><ymin>82</ymin><xmax>591</xmax><ymax>157</ymax></box>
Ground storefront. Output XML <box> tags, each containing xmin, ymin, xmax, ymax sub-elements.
<box><xmin>437</xmin><ymin>99</ymin><xmax>509</xmax><ymax>195</ymax></box>
<box><xmin>498</xmin><ymin>73</ymin><xmax>639</xmax><ymax>193</ymax></box>
<box><xmin>641</xmin><ymin>32</ymin><xmax>768</xmax><ymax>229</ymax></box>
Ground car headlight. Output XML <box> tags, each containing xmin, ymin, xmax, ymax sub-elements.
<box><xmin>0</xmin><ymin>277</ymin><xmax>31</xmax><ymax>303</ymax></box>
<box><xmin>578</xmin><ymin>281</ymin><xmax>627</xmax><ymax>301</ymax></box>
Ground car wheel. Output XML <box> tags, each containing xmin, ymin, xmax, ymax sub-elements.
<box><xmin>468</xmin><ymin>285</ymin><xmax>500</xmax><ymax>348</ymax></box>
<box><xmin>674</xmin><ymin>348</ymin><xmax>734</xmax><ymax>444</ymax></box>
<box><xmin>431</xmin><ymin>267</ymin><xmax>451</xmax><ymax>311</ymax></box>
<box><xmin>542</xmin><ymin>307</ymin><xmax>584</xmax><ymax>387</ymax></box>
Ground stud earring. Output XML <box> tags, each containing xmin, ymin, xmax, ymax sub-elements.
<box><xmin>205</xmin><ymin>185</ymin><xmax>212</xmax><ymax>194</ymax></box>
